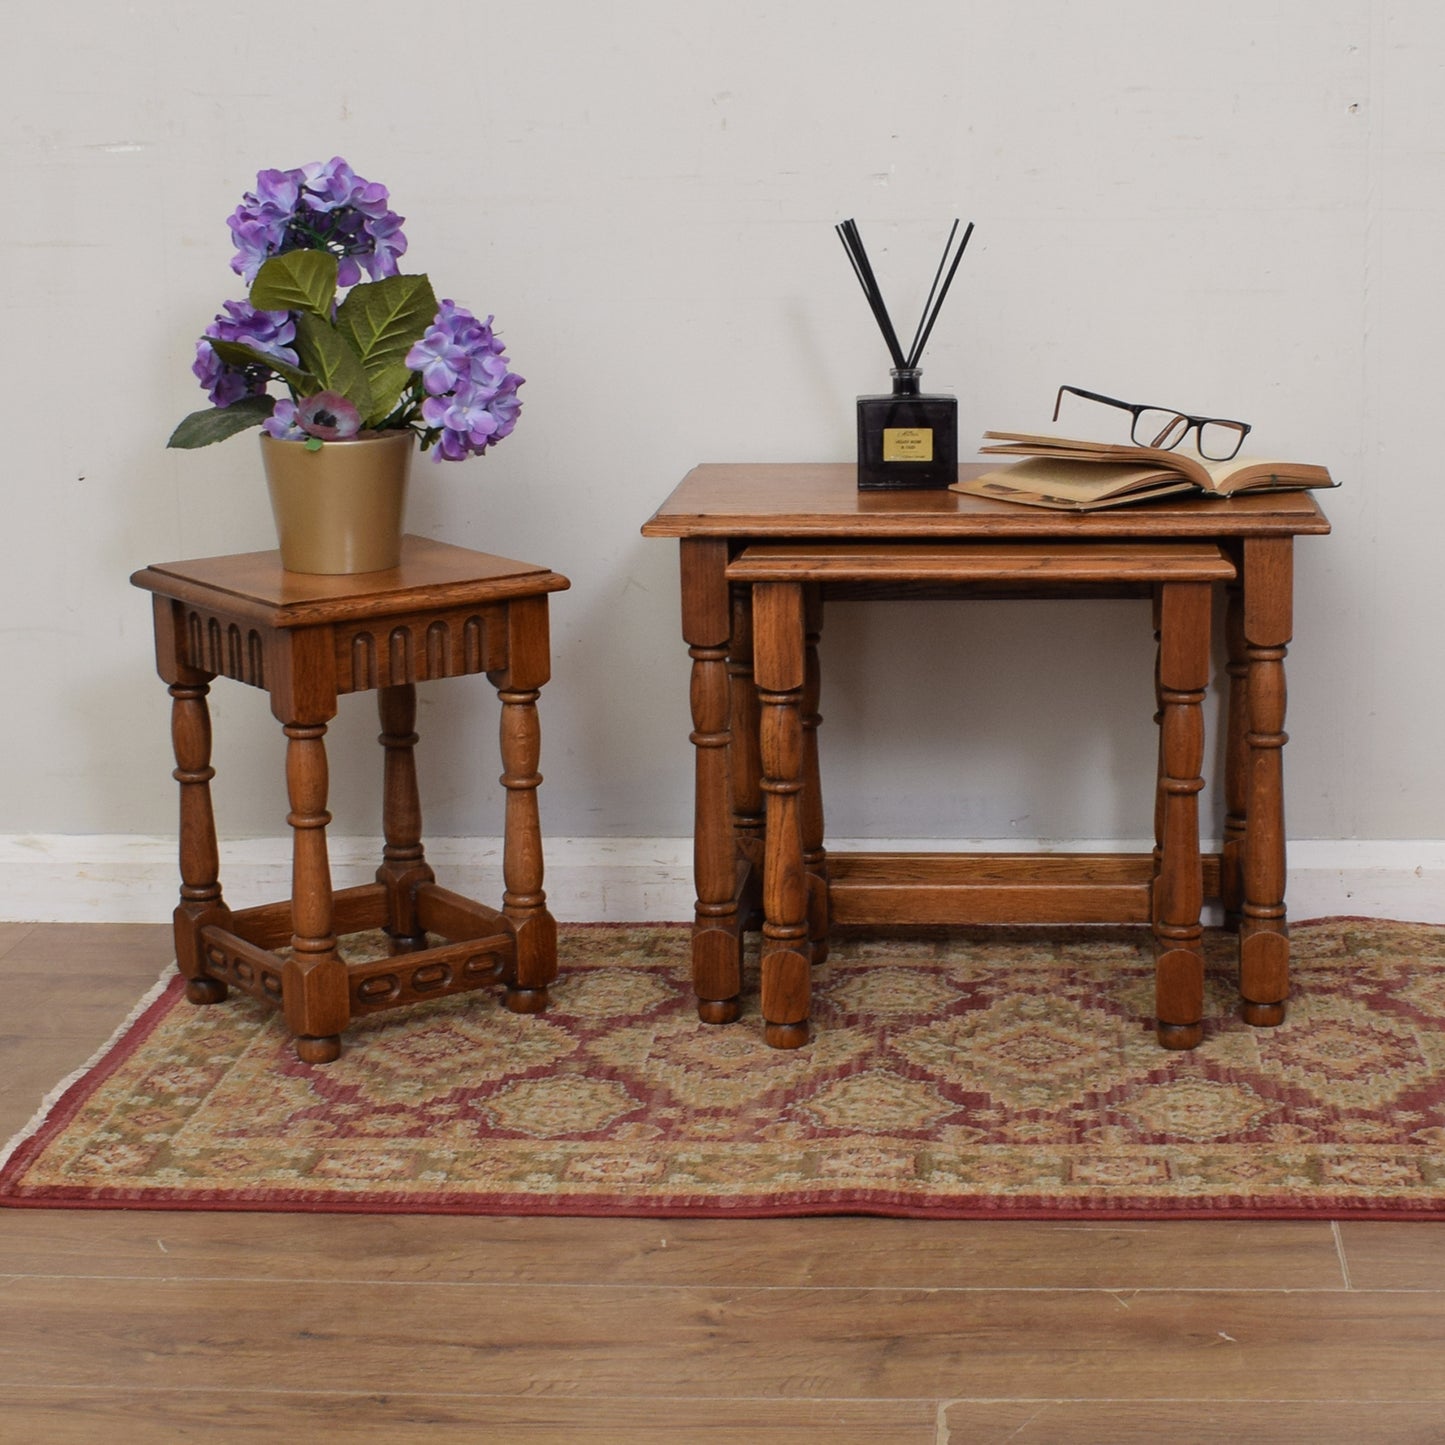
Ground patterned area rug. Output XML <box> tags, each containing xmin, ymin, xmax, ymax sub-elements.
<box><xmin>3</xmin><ymin>919</ymin><xmax>1444</xmax><ymax>1218</ymax></box>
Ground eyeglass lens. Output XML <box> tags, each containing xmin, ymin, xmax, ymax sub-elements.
<box><xmin>1131</xmin><ymin>409</ymin><xmax>1247</xmax><ymax>461</ymax></box>
<box><xmin>1133</xmin><ymin>408</ymin><xmax>1189</xmax><ymax>449</ymax></box>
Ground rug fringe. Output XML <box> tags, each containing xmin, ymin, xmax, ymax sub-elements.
<box><xmin>0</xmin><ymin>961</ymin><xmax>178</xmax><ymax>1175</ymax></box>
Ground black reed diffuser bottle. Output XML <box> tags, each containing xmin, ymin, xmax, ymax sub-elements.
<box><xmin>837</xmin><ymin>218</ymin><xmax>973</xmax><ymax>490</ymax></box>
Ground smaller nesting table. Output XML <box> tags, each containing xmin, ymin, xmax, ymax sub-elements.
<box><xmin>727</xmin><ymin>540</ymin><xmax>1236</xmax><ymax>1048</ymax></box>
<box><xmin>132</xmin><ymin>536</ymin><xmax>570</xmax><ymax>1062</ymax></box>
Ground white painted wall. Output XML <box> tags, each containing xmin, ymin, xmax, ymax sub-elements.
<box><xmin>2</xmin><ymin>1</ymin><xmax>1441</xmax><ymax>918</ymax></box>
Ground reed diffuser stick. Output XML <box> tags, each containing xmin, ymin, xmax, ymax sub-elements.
<box><xmin>905</xmin><ymin>220</ymin><xmax>973</xmax><ymax>370</ymax></box>
<box><xmin>835</xmin><ymin>220</ymin><xmax>906</xmax><ymax>369</ymax></box>
<box><xmin>836</xmin><ymin>217</ymin><xmax>973</xmax><ymax>371</ymax></box>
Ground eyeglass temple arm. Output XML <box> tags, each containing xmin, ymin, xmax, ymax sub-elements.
<box><xmin>1053</xmin><ymin>385</ymin><xmax>1138</xmax><ymax>423</ymax></box>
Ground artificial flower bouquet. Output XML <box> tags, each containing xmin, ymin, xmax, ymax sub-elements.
<box><xmin>169</xmin><ymin>158</ymin><xmax>522</xmax><ymax>461</ymax></box>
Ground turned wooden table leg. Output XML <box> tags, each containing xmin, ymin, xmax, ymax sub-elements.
<box><xmin>681</xmin><ymin>538</ymin><xmax>745</xmax><ymax>1024</ymax></box>
<box><xmin>282</xmin><ymin>720</ymin><xmax>349</xmax><ymax>1064</ymax></box>
<box><xmin>728</xmin><ymin>586</ymin><xmax>764</xmax><ymax>931</ymax></box>
<box><xmin>1221</xmin><ymin>574</ymin><xmax>1249</xmax><ymax>927</ymax></box>
<box><xmin>1151</xmin><ymin>591</ymin><xmax>1165</xmax><ymax>933</ymax></box>
<box><xmin>753</xmin><ymin>581</ymin><xmax>811</xmax><ymax>1049</ymax></box>
<box><xmin>1153</xmin><ymin>581</ymin><xmax>1210</xmax><ymax>1050</ymax></box>
<box><xmin>376</xmin><ymin>683</ymin><xmax>435</xmax><ymax>952</ymax></box>
<box><xmin>1239</xmin><ymin>537</ymin><xmax>1293</xmax><ymax>1027</ymax></box>
<box><xmin>491</xmin><ymin>594</ymin><xmax>558</xmax><ymax>1013</ymax></box>
<box><xmin>801</xmin><ymin>585</ymin><xmax>830</xmax><ymax>966</ymax></box>
<box><xmin>169</xmin><ymin>673</ymin><xmax>232</xmax><ymax>1004</ymax></box>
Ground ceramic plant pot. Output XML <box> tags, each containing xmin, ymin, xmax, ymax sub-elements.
<box><xmin>260</xmin><ymin>431</ymin><xmax>413</xmax><ymax>574</ymax></box>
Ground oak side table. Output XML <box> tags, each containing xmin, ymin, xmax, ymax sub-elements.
<box><xmin>132</xmin><ymin>536</ymin><xmax>570</xmax><ymax>1063</ymax></box>
<box><xmin>727</xmin><ymin>539</ymin><xmax>1236</xmax><ymax>1049</ymax></box>
<box><xmin>642</xmin><ymin>464</ymin><xmax>1331</xmax><ymax>1044</ymax></box>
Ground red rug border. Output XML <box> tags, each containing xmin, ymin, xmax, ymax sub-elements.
<box><xmin>4</xmin><ymin>915</ymin><xmax>1443</xmax><ymax>1221</ymax></box>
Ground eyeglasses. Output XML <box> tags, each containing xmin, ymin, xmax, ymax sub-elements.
<box><xmin>1053</xmin><ymin>385</ymin><xmax>1252</xmax><ymax>462</ymax></box>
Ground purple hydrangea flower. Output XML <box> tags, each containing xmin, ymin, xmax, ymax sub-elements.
<box><xmin>405</xmin><ymin>301</ymin><xmax>507</xmax><ymax>394</ymax></box>
<box><xmin>227</xmin><ymin>157</ymin><xmax>408</xmax><ymax>285</ymax></box>
<box><xmin>406</xmin><ymin>300</ymin><xmax>524</xmax><ymax>461</ymax></box>
<box><xmin>487</xmin><ymin>377</ymin><xmax>523</xmax><ymax>442</ymax></box>
<box><xmin>193</xmin><ymin>300</ymin><xmax>298</xmax><ymax>407</ymax></box>
<box><xmin>406</xmin><ymin>324</ymin><xmax>474</xmax><ymax>396</ymax></box>
<box><xmin>421</xmin><ymin>383</ymin><xmax>501</xmax><ymax>461</ymax></box>
<box><xmin>261</xmin><ymin>399</ymin><xmax>306</xmax><ymax>440</ymax></box>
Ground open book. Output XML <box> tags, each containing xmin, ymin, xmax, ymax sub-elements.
<box><xmin>952</xmin><ymin>431</ymin><xmax>1336</xmax><ymax>512</ymax></box>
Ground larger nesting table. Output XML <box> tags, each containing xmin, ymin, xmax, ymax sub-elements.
<box><xmin>641</xmin><ymin>464</ymin><xmax>1330</xmax><ymax>1043</ymax></box>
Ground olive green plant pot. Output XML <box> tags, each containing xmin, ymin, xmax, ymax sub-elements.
<box><xmin>260</xmin><ymin>431</ymin><xmax>413</xmax><ymax>575</ymax></box>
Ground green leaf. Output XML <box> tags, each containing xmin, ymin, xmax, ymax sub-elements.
<box><xmin>205</xmin><ymin>338</ymin><xmax>313</xmax><ymax>395</ymax></box>
<box><xmin>249</xmin><ymin>250</ymin><xmax>338</xmax><ymax>315</ymax></box>
<box><xmin>336</xmin><ymin>274</ymin><xmax>438</xmax><ymax>376</ymax></box>
<box><xmin>361</xmin><ymin>361</ymin><xmax>414</xmax><ymax>428</ymax></box>
<box><xmin>167</xmin><ymin>394</ymin><xmax>274</xmax><ymax>449</ymax></box>
<box><xmin>293</xmin><ymin>312</ymin><xmax>374</xmax><ymax>417</ymax></box>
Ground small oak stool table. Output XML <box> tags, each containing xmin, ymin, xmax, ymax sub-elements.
<box><xmin>726</xmin><ymin>540</ymin><xmax>1236</xmax><ymax>1050</ymax></box>
<box><xmin>132</xmin><ymin>536</ymin><xmax>570</xmax><ymax>1063</ymax></box>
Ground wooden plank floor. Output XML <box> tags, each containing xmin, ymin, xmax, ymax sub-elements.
<box><xmin>2</xmin><ymin>922</ymin><xmax>1444</xmax><ymax>1443</ymax></box>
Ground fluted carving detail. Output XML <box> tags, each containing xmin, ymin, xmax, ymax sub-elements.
<box><xmin>351</xmin><ymin>631</ymin><xmax>377</xmax><ymax>691</ymax></box>
<box><xmin>180</xmin><ymin>610</ymin><xmax>266</xmax><ymax>687</ymax></box>
<box><xmin>335</xmin><ymin>612</ymin><xmax>500</xmax><ymax>692</ymax></box>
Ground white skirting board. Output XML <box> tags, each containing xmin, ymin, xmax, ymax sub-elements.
<box><xmin>1</xmin><ymin>835</ymin><xmax>1443</xmax><ymax>925</ymax></box>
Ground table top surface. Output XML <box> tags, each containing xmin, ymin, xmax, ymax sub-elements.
<box><xmin>131</xmin><ymin>535</ymin><xmax>570</xmax><ymax>628</ymax></box>
<box><xmin>641</xmin><ymin>463</ymin><xmax>1333</xmax><ymax>540</ymax></box>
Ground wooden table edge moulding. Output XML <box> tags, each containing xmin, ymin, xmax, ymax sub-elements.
<box><xmin>132</xmin><ymin>535</ymin><xmax>570</xmax><ymax>1063</ymax></box>
<box><xmin>641</xmin><ymin>463</ymin><xmax>1332</xmax><ymax>1050</ymax></box>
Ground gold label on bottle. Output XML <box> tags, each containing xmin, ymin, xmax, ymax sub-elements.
<box><xmin>882</xmin><ymin>427</ymin><xmax>933</xmax><ymax>462</ymax></box>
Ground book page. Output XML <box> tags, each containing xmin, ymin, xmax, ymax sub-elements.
<box><xmin>981</xmin><ymin>432</ymin><xmax>1207</xmax><ymax>486</ymax></box>
<box><xmin>1195</xmin><ymin>454</ymin><xmax>1335</xmax><ymax>492</ymax></box>
<box><xmin>953</xmin><ymin>459</ymin><xmax>1196</xmax><ymax>508</ymax></box>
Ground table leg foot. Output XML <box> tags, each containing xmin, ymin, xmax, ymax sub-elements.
<box><xmin>692</xmin><ymin>921</ymin><xmax>745</xmax><ymax>1022</ymax></box>
<box><xmin>1241</xmin><ymin>999</ymin><xmax>1287</xmax><ymax>1028</ymax></box>
<box><xmin>185</xmin><ymin>977</ymin><xmax>228</xmax><ymax>1005</ymax></box>
<box><xmin>1156</xmin><ymin>1020</ymin><xmax>1204</xmax><ymax>1050</ymax></box>
<box><xmin>295</xmin><ymin>1034</ymin><xmax>342</xmax><ymax>1064</ymax></box>
<box><xmin>698</xmin><ymin>996</ymin><xmax>740</xmax><ymax>1025</ymax></box>
<box><xmin>505</xmin><ymin>985</ymin><xmax>550</xmax><ymax>1015</ymax></box>
<box><xmin>1153</xmin><ymin>942</ymin><xmax>1204</xmax><ymax>1051</ymax></box>
<box><xmin>764</xmin><ymin>1019</ymin><xmax>810</xmax><ymax>1049</ymax></box>
<box><xmin>1240</xmin><ymin>920</ymin><xmax>1289</xmax><ymax>1027</ymax></box>
<box><xmin>507</xmin><ymin>909</ymin><xmax>558</xmax><ymax>993</ymax></box>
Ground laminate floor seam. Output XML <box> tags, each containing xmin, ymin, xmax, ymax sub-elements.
<box><xmin>0</xmin><ymin>1274</ymin><xmax>1419</xmax><ymax>1295</ymax></box>
<box><xmin>8</xmin><ymin>1383</ymin><xmax>1445</xmax><ymax>1408</ymax></box>
<box><xmin>943</xmin><ymin>1393</ymin><xmax>1445</xmax><ymax>1403</ymax></box>
<box><xmin>0</xmin><ymin>1384</ymin><xmax>936</xmax><ymax>1403</ymax></box>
